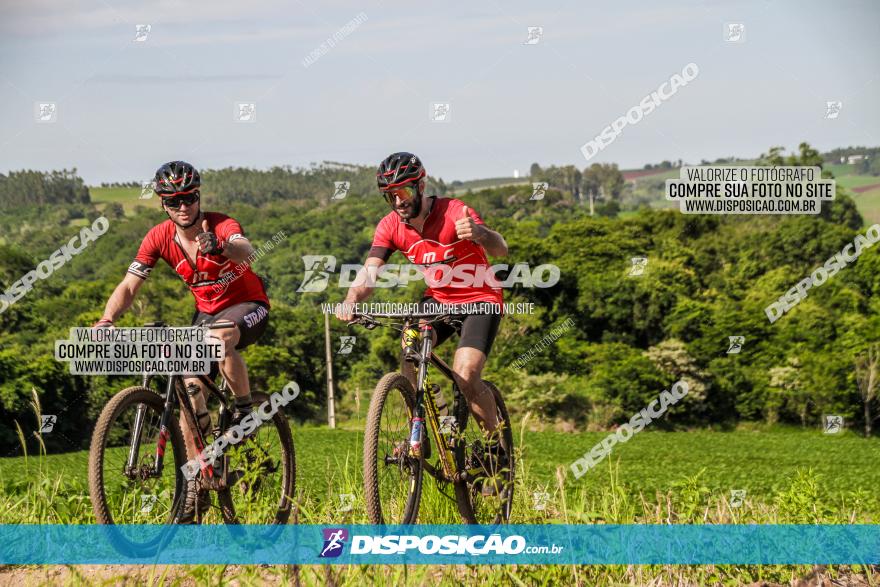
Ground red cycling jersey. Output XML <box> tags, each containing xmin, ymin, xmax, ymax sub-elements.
<box><xmin>128</xmin><ymin>212</ymin><xmax>269</xmax><ymax>314</ymax></box>
<box><xmin>369</xmin><ymin>196</ymin><xmax>503</xmax><ymax>305</ymax></box>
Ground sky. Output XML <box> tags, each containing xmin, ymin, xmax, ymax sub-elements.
<box><xmin>1</xmin><ymin>0</ymin><xmax>878</xmax><ymax>185</ymax></box>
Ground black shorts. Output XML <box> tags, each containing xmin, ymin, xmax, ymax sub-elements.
<box><xmin>191</xmin><ymin>301</ymin><xmax>269</xmax><ymax>350</ymax></box>
<box><xmin>417</xmin><ymin>297</ymin><xmax>502</xmax><ymax>357</ymax></box>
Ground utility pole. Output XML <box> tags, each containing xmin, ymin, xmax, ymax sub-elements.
<box><xmin>324</xmin><ymin>312</ymin><xmax>336</xmax><ymax>429</ymax></box>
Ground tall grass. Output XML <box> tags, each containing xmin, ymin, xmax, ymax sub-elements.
<box><xmin>2</xmin><ymin>398</ymin><xmax>879</xmax><ymax>586</ymax></box>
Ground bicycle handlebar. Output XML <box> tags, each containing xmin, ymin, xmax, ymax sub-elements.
<box><xmin>353</xmin><ymin>312</ymin><xmax>453</xmax><ymax>319</ymax></box>
<box><xmin>350</xmin><ymin>312</ymin><xmax>463</xmax><ymax>331</ymax></box>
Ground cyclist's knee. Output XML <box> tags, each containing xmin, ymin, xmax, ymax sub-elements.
<box><xmin>453</xmin><ymin>349</ymin><xmax>484</xmax><ymax>382</ymax></box>
<box><xmin>210</xmin><ymin>325</ymin><xmax>241</xmax><ymax>352</ymax></box>
<box><xmin>452</xmin><ymin>363</ymin><xmax>482</xmax><ymax>389</ymax></box>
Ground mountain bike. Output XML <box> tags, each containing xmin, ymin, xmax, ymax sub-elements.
<box><xmin>88</xmin><ymin>320</ymin><xmax>296</xmax><ymax>544</ymax></box>
<box><xmin>354</xmin><ymin>310</ymin><xmax>514</xmax><ymax>525</ymax></box>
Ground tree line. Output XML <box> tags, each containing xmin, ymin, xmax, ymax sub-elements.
<box><xmin>0</xmin><ymin>144</ymin><xmax>878</xmax><ymax>455</ymax></box>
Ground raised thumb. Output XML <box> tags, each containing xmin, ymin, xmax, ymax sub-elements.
<box><xmin>201</xmin><ymin>218</ymin><xmax>209</xmax><ymax>233</ymax></box>
<box><xmin>461</xmin><ymin>205</ymin><xmax>470</xmax><ymax>220</ymax></box>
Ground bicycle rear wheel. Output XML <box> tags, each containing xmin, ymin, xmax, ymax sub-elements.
<box><xmin>215</xmin><ymin>391</ymin><xmax>296</xmax><ymax>525</ymax></box>
<box><xmin>454</xmin><ymin>380</ymin><xmax>515</xmax><ymax>524</ymax></box>
<box><xmin>363</xmin><ymin>372</ymin><xmax>423</xmax><ymax>524</ymax></box>
<box><xmin>89</xmin><ymin>386</ymin><xmax>184</xmax><ymax>551</ymax></box>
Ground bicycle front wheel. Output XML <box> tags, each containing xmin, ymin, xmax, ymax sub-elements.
<box><xmin>89</xmin><ymin>386</ymin><xmax>185</xmax><ymax>551</ymax></box>
<box><xmin>364</xmin><ymin>372</ymin><xmax>423</xmax><ymax>524</ymax></box>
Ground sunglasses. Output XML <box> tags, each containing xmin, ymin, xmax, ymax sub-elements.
<box><xmin>382</xmin><ymin>185</ymin><xmax>416</xmax><ymax>205</ymax></box>
<box><xmin>162</xmin><ymin>192</ymin><xmax>200</xmax><ymax>209</ymax></box>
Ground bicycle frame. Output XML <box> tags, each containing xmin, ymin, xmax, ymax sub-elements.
<box><xmin>407</xmin><ymin>319</ymin><xmax>463</xmax><ymax>482</ymax></box>
<box><xmin>124</xmin><ymin>371</ymin><xmax>230</xmax><ymax>482</ymax></box>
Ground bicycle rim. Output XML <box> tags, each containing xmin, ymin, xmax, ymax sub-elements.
<box><xmin>89</xmin><ymin>387</ymin><xmax>183</xmax><ymax>551</ymax></box>
<box><xmin>364</xmin><ymin>372</ymin><xmax>423</xmax><ymax>524</ymax></box>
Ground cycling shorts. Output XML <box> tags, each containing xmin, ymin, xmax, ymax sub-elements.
<box><xmin>417</xmin><ymin>297</ymin><xmax>501</xmax><ymax>357</ymax></box>
<box><xmin>191</xmin><ymin>301</ymin><xmax>269</xmax><ymax>350</ymax></box>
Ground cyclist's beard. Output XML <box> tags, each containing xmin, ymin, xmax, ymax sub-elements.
<box><xmin>166</xmin><ymin>208</ymin><xmax>201</xmax><ymax>229</ymax></box>
<box><xmin>396</xmin><ymin>193</ymin><xmax>423</xmax><ymax>220</ymax></box>
<box><xmin>409</xmin><ymin>196</ymin><xmax>422</xmax><ymax>218</ymax></box>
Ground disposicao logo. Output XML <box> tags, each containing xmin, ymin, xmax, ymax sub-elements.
<box><xmin>319</xmin><ymin>528</ymin><xmax>348</xmax><ymax>558</ymax></box>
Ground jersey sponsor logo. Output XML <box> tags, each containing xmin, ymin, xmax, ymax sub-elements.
<box><xmin>183</xmin><ymin>262</ymin><xmax>235</xmax><ymax>301</ymax></box>
<box><xmin>243</xmin><ymin>305</ymin><xmax>268</xmax><ymax>328</ymax></box>
<box><xmin>403</xmin><ymin>239</ymin><xmax>472</xmax><ymax>267</ymax></box>
<box><xmin>190</xmin><ymin>265</ymin><xmax>233</xmax><ymax>286</ymax></box>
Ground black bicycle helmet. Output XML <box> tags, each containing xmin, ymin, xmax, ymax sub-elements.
<box><xmin>153</xmin><ymin>161</ymin><xmax>201</xmax><ymax>196</ymax></box>
<box><xmin>376</xmin><ymin>152</ymin><xmax>426</xmax><ymax>190</ymax></box>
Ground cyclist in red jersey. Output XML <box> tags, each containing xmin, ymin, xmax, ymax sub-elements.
<box><xmin>336</xmin><ymin>152</ymin><xmax>509</xmax><ymax>436</ymax></box>
<box><xmin>93</xmin><ymin>161</ymin><xmax>270</xmax><ymax>522</ymax></box>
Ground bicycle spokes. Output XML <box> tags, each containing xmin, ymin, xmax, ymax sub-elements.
<box><xmin>380</xmin><ymin>391</ymin><xmax>418</xmax><ymax>500</ymax></box>
<box><xmin>222</xmin><ymin>422</ymin><xmax>289</xmax><ymax>523</ymax></box>
<box><xmin>364</xmin><ymin>372</ymin><xmax>423</xmax><ymax>524</ymax></box>
<box><xmin>101</xmin><ymin>400</ymin><xmax>178</xmax><ymax>524</ymax></box>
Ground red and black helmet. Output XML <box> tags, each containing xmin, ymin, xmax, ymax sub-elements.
<box><xmin>376</xmin><ymin>152</ymin><xmax>426</xmax><ymax>190</ymax></box>
<box><xmin>153</xmin><ymin>161</ymin><xmax>201</xmax><ymax>196</ymax></box>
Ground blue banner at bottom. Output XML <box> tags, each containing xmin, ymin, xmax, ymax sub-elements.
<box><xmin>1</xmin><ymin>524</ymin><xmax>878</xmax><ymax>565</ymax></box>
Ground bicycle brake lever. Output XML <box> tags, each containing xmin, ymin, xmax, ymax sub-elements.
<box><xmin>352</xmin><ymin>316</ymin><xmax>379</xmax><ymax>330</ymax></box>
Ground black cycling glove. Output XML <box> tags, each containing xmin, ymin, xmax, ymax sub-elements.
<box><xmin>196</xmin><ymin>230</ymin><xmax>224</xmax><ymax>256</ymax></box>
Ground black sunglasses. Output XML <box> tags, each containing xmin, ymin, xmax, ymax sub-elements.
<box><xmin>162</xmin><ymin>192</ymin><xmax>200</xmax><ymax>209</ymax></box>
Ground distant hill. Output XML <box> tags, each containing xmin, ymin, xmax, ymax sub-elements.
<box><xmin>65</xmin><ymin>145</ymin><xmax>880</xmax><ymax>226</ymax></box>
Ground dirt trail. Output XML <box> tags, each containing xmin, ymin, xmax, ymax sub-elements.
<box><xmin>852</xmin><ymin>182</ymin><xmax>880</xmax><ymax>193</ymax></box>
<box><xmin>0</xmin><ymin>564</ymin><xmax>284</xmax><ymax>586</ymax></box>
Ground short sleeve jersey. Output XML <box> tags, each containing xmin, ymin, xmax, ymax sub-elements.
<box><xmin>369</xmin><ymin>197</ymin><xmax>503</xmax><ymax>305</ymax></box>
<box><xmin>127</xmin><ymin>212</ymin><xmax>269</xmax><ymax>313</ymax></box>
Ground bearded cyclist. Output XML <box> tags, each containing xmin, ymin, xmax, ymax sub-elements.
<box><xmin>336</xmin><ymin>152</ymin><xmax>508</xmax><ymax>441</ymax></box>
<box><xmin>93</xmin><ymin>161</ymin><xmax>270</xmax><ymax>523</ymax></box>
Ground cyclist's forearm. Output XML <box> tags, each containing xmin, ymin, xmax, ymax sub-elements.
<box><xmin>101</xmin><ymin>282</ymin><xmax>136</xmax><ymax>321</ymax></box>
<box><xmin>476</xmin><ymin>228</ymin><xmax>508</xmax><ymax>257</ymax></box>
<box><xmin>343</xmin><ymin>283</ymin><xmax>374</xmax><ymax>305</ymax></box>
<box><xmin>222</xmin><ymin>239</ymin><xmax>254</xmax><ymax>264</ymax></box>
<box><xmin>343</xmin><ymin>258</ymin><xmax>384</xmax><ymax>304</ymax></box>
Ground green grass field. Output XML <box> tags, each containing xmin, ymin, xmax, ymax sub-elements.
<box><xmin>835</xmin><ymin>175</ymin><xmax>880</xmax><ymax>189</ymax></box>
<box><xmin>3</xmin><ymin>424</ymin><xmax>878</xmax><ymax>524</ymax></box>
<box><xmin>853</xmin><ymin>186</ymin><xmax>880</xmax><ymax>225</ymax></box>
<box><xmin>89</xmin><ymin>186</ymin><xmax>151</xmax><ymax>215</ymax></box>
<box><xmin>2</xmin><ymin>423</ymin><xmax>878</xmax><ymax>585</ymax></box>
